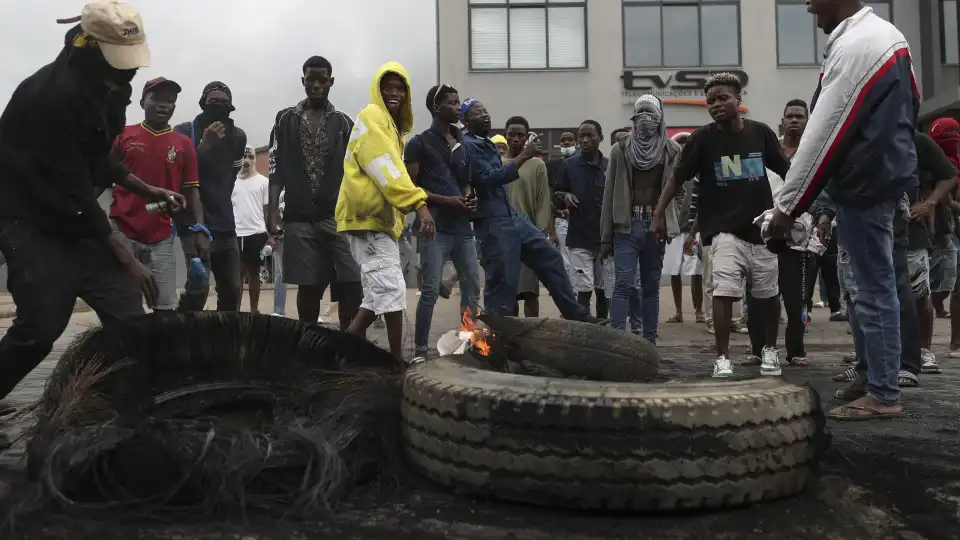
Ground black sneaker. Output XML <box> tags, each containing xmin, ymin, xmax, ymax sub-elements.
<box><xmin>829</xmin><ymin>311</ymin><xmax>849</xmax><ymax>322</ymax></box>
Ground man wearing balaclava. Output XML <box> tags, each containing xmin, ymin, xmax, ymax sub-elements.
<box><xmin>174</xmin><ymin>81</ymin><xmax>248</xmax><ymax>312</ymax></box>
<box><xmin>600</xmin><ymin>96</ymin><xmax>682</xmax><ymax>344</ymax></box>
<box><xmin>0</xmin><ymin>1</ymin><xmax>188</xmax><ymax>417</ymax></box>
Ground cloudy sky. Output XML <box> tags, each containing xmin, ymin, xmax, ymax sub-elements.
<box><xmin>0</xmin><ymin>0</ymin><xmax>437</xmax><ymax>148</ymax></box>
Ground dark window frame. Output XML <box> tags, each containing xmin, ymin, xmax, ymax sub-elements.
<box><xmin>621</xmin><ymin>0</ymin><xmax>743</xmax><ymax>69</ymax></box>
<box><xmin>940</xmin><ymin>0</ymin><xmax>959</xmax><ymax>65</ymax></box>
<box><xmin>467</xmin><ymin>0</ymin><xmax>590</xmax><ymax>72</ymax></box>
<box><xmin>775</xmin><ymin>0</ymin><xmax>893</xmax><ymax>67</ymax></box>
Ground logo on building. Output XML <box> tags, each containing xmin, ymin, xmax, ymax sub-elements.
<box><xmin>621</xmin><ymin>69</ymin><xmax>749</xmax><ymax>110</ymax></box>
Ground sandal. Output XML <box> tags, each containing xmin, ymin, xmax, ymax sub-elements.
<box><xmin>834</xmin><ymin>374</ymin><xmax>867</xmax><ymax>401</ymax></box>
<box><xmin>898</xmin><ymin>370</ymin><xmax>920</xmax><ymax>388</ymax></box>
<box><xmin>833</xmin><ymin>367</ymin><xmax>859</xmax><ymax>382</ymax></box>
<box><xmin>826</xmin><ymin>404</ymin><xmax>904</xmax><ymax>421</ymax></box>
<box><xmin>741</xmin><ymin>355</ymin><xmax>761</xmax><ymax>366</ymax></box>
<box><xmin>699</xmin><ymin>344</ymin><xmax>718</xmax><ymax>354</ymax></box>
<box><xmin>695</xmin><ymin>312</ymin><xmax>706</xmax><ymax>323</ymax></box>
<box><xmin>842</xmin><ymin>352</ymin><xmax>857</xmax><ymax>364</ymax></box>
<box><xmin>666</xmin><ymin>314</ymin><xmax>683</xmax><ymax>323</ymax></box>
<box><xmin>788</xmin><ymin>357</ymin><xmax>809</xmax><ymax>367</ymax></box>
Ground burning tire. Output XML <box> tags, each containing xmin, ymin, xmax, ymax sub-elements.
<box><xmin>401</xmin><ymin>355</ymin><xmax>826</xmax><ymax>510</ymax></box>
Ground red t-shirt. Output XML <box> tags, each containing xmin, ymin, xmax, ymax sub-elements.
<box><xmin>110</xmin><ymin>123</ymin><xmax>199</xmax><ymax>244</ymax></box>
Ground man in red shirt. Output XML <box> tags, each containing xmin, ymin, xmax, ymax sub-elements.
<box><xmin>111</xmin><ymin>77</ymin><xmax>207</xmax><ymax>310</ymax></box>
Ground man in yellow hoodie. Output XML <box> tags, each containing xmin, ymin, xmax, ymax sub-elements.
<box><xmin>336</xmin><ymin>62</ymin><xmax>435</xmax><ymax>362</ymax></box>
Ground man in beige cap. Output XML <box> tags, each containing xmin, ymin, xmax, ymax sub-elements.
<box><xmin>0</xmin><ymin>1</ymin><xmax>181</xmax><ymax>420</ymax></box>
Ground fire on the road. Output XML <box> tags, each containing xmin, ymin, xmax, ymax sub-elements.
<box><xmin>459</xmin><ymin>310</ymin><xmax>493</xmax><ymax>356</ymax></box>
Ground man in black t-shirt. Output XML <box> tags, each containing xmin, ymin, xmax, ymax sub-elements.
<box><xmin>653</xmin><ymin>73</ymin><xmax>791</xmax><ymax>378</ymax></box>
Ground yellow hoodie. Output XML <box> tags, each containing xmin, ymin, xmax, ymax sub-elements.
<box><xmin>336</xmin><ymin>61</ymin><xmax>427</xmax><ymax>240</ymax></box>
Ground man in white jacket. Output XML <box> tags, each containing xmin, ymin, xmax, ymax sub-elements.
<box><xmin>768</xmin><ymin>1</ymin><xmax>920</xmax><ymax>420</ymax></box>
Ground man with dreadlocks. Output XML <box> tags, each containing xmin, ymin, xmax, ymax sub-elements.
<box><xmin>174</xmin><ymin>81</ymin><xmax>248</xmax><ymax>312</ymax></box>
<box><xmin>601</xmin><ymin>98</ymin><xmax>682</xmax><ymax>344</ymax></box>
<box><xmin>653</xmin><ymin>73</ymin><xmax>790</xmax><ymax>378</ymax></box>
<box><xmin>0</xmin><ymin>0</ymin><xmax>186</xmax><ymax>416</ymax></box>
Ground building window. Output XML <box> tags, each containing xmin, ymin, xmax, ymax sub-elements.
<box><xmin>943</xmin><ymin>0</ymin><xmax>959</xmax><ymax>65</ymax></box>
<box><xmin>776</xmin><ymin>1</ymin><xmax>892</xmax><ymax>66</ymax></box>
<box><xmin>469</xmin><ymin>0</ymin><xmax>587</xmax><ymax>71</ymax></box>
<box><xmin>622</xmin><ymin>0</ymin><xmax>741</xmax><ymax>68</ymax></box>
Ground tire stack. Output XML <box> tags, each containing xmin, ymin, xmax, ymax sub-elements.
<box><xmin>401</xmin><ymin>355</ymin><xmax>826</xmax><ymax>510</ymax></box>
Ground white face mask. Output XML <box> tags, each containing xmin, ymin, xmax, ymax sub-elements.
<box><xmin>560</xmin><ymin>146</ymin><xmax>577</xmax><ymax>157</ymax></box>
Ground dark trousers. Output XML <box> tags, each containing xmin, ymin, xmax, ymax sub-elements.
<box><xmin>0</xmin><ymin>220</ymin><xmax>144</xmax><ymax>400</ymax></box>
<box><xmin>807</xmin><ymin>234</ymin><xmax>842</xmax><ymax>312</ymax></box>
<box><xmin>746</xmin><ymin>249</ymin><xmax>815</xmax><ymax>359</ymax></box>
<box><xmin>178</xmin><ymin>230</ymin><xmax>242</xmax><ymax>312</ymax></box>
<box><xmin>474</xmin><ymin>214</ymin><xmax>588</xmax><ymax>319</ymax></box>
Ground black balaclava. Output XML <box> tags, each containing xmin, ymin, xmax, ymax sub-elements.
<box><xmin>198</xmin><ymin>81</ymin><xmax>235</xmax><ymax>121</ymax></box>
<box><xmin>63</xmin><ymin>24</ymin><xmax>136</xmax><ymax>138</ymax></box>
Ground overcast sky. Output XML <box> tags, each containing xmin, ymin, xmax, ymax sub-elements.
<box><xmin>0</xmin><ymin>0</ymin><xmax>437</xmax><ymax>148</ymax></box>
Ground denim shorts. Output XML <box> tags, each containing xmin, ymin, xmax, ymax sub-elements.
<box><xmin>929</xmin><ymin>236</ymin><xmax>958</xmax><ymax>293</ymax></box>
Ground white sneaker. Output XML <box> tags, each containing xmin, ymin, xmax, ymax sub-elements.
<box><xmin>713</xmin><ymin>356</ymin><xmax>734</xmax><ymax>378</ymax></box>
<box><xmin>813</xmin><ymin>301</ymin><xmax>825</xmax><ymax>309</ymax></box>
<box><xmin>920</xmin><ymin>348</ymin><xmax>942</xmax><ymax>374</ymax></box>
<box><xmin>761</xmin><ymin>346</ymin><xmax>782</xmax><ymax>376</ymax></box>
<box><xmin>271</xmin><ymin>312</ymin><xmax>284</xmax><ymax>318</ymax></box>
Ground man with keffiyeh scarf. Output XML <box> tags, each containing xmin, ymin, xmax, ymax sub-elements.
<box><xmin>174</xmin><ymin>81</ymin><xmax>248</xmax><ymax>312</ymax></box>
<box><xmin>600</xmin><ymin>96</ymin><xmax>682</xmax><ymax>343</ymax></box>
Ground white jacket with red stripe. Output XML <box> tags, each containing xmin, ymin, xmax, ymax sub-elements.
<box><xmin>776</xmin><ymin>6</ymin><xmax>920</xmax><ymax>217</ymax></box>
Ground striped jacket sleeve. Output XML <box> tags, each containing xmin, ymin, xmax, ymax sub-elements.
<box><xmin>776</xmin><ymin>40</ymin><xmax>917</xmax><ymax>217</ymax></box>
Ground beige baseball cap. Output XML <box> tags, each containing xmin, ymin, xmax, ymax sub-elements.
<box><xmin>80</xmin><ymin>0</ymin><xmax>150</xmax><ymax>70</ymax></box>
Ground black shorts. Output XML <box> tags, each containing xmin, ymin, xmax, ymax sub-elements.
<box><xmin>282</xmin><ymin>218</ymin><xmax>361</xmax><ymax>286</ymax></box>
<box><xmin>237</xmin><ymin>233</ymin><xmax>268</xmax><ymax>266</ymax></box>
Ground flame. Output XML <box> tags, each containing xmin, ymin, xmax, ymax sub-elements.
<box><xmin>460</xmin><ymin>310</ymin><xmax>493</xmax><ymax>356</ymax></box>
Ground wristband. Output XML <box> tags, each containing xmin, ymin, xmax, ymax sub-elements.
<box><xmin>190</xmin><ymin>223</ymin><xmax>213</xmax><ymax>240</ymax></box>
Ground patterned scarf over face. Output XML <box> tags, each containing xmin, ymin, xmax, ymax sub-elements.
<box><xmin>929</xmin><ymin>118</ymin><xmax>960</xmax><ymax>178</ymax></box>
<box><xmin>628</xmin><ymin>95</ymin><xmax>667</xmax><ymax>170</ymax></box>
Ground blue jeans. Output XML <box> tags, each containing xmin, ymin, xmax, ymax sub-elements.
<box><xmin>475</xmin><ymin>214</ymin><xmax>588</xmax><ymax>319</ymax></box>
<box><xmin>611</xmin><ymin>217</ymin><xmax>664</xmax><ymax>342</ymax></box>
<box><xmin>273</xmin><ymin>238</ymin><xmax>287</xmax><ymax>315</ymax></box>
<box><xmin>415</xmin><ymin>232</ymin><xmax>481</xmax><ymax>349</ymax></box>
<box><xmin>837</xmin><ymin>199</ymin><xmax>901</xmax><ymax>406</ymax></box>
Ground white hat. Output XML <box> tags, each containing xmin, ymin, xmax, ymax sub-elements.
<box><xmin>80</xmin><ymin>1</ymin><xmax>150</xmax><ymax>70</ymax></box>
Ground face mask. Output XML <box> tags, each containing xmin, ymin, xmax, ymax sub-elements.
<box><xmin>635</xmin><ymin>119</ymin><xmax>660</xmax><ymax>139</ymax></box>
<box><xmin>560</xmin><ymin>146</ymin><xmax>577</xmax><ymax>157</ymax></box>
<box><xmin>202</xmin><ymin>103</ymin><xmax>232</xmax><ymax>120</ymax></box>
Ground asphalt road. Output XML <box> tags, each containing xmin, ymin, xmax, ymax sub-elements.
<box><xmin>2</xmin><ymin>288</ymin><xmax>959</xmax><ymax>539</ymax></box>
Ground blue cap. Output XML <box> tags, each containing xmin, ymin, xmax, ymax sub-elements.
<box><xmin>459</xmin><ymin>98</ymin><xmax>479</xmax><ymax>120</ymax></box>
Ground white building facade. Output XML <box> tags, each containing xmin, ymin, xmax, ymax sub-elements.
<box><xmin>437</xmin><ymin>0</ymin><xmax>960</xmax><ymax>151</ymax></box>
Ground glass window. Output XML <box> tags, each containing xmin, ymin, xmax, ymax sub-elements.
<box><xmin>623</xmin><ymin>1</ymin><xmax>741</xmax><ymax>68</ymax></box>
<box><xmin>776</xmin><ymin>0</ymin><xmax>892</xmax><ymax>66</ymax></box>
<box><xmin>943</xmin><ymin>0</ymin><xmax>959</xmax><ymax>65</ymax></box>
<box><xmin>469</xmin><ymin>0</ymin><xmax>587</xmax><ymax>70</ymax></box>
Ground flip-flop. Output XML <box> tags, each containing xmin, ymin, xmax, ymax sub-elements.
<box><xmin>666</xmin><ymin>315</ymin><xmax>683</xmax><ymax>323</ymax></box>
<box><xmin>826</xmin><ymin>404</ymin><xmax>904</xmax><ymax>421</ymax></box>
<box><xmin>695</xmin><ymin>313</ymin><xmax>706</xmax><ymax>323</ymax></box>
<box><xmin>788</xmin><ymin>357</ymin><xmax>810</xmax><ymax>367</ymax></box>
<box><xmin>741</xmin><ymin>355</ymin><xmax>761</xmax><ymax>366</ymax></box>
<box><xmin>842</xmin><ymin>352</ymin><xmax>857</xmax><ymax>364</ymax></box>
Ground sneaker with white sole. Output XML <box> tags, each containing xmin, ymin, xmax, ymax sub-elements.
<box><xmin>705</xmin><ymin>322</ymin><xmax>715</xmax><ymax>335</ymax></box>
<box><xmin>949</xmin><ymin>349</ymin><xmax>960</xmax><ymax>359</ymax></box>
<box><xmin>712</xmin><ymin>356</ymin><xmax>734</xmax><ymax>378</ymax></box>
<box><xmin>920</xmin><ymin>348</ymin><xmax>942</xmax><ymax>374</ymax></box>
<box><xmin>813</xmin><ymin>301</ymin><xmax>825</xmax><ymax>309</ymax></box>
<box><xmin>761</xmin><ymin>346</ymin><xmax>782</xmax><ymax>376</ymax></box>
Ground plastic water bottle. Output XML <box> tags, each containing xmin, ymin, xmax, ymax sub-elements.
<box><xmin>186</xmin><ymin>257</ymin><xmax>206</xmax><ymax>294</ymax></box>
<box><xmin>145</xmin><ymin>201</ymin><xmax>171</xmax><ymax>214</ymax></box>
<box><xmin>259</xmin><ymin>244</ymin><xmax>274</xmax><ymax>260</ymax></box>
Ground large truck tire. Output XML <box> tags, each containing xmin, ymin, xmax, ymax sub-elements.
<box><xmin>402</xmin><ymin>355</ymin><xmax>826</xmax><ymax>511</ymax></box>
<box><xmin>478</xmin><ymin>314</ymin><xmax>660</xmax><ymax>382</ymax></box>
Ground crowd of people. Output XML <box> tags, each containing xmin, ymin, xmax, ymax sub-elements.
<box><xmin>0</xmin><ymin>1</ymin><xmax>958</xmax><ymax>424</ymax></box>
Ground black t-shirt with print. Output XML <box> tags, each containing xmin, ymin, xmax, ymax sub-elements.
<box><xmin>674</xmin><ymin>119</ymin><xmax>790</xmax><ymax>245</ymax></box>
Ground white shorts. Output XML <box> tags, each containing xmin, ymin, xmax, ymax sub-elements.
<box><xmin>710</xmin><ymin>232</ymin><xmax>779</xmax><ymax>300</ymax></box>
<box><xmin>662</xmin><ymin>233</ymin><xmax>703</xmax><ymax>277</ymax></box>
<box><xmin>569</xmin><ymin>248</ymin><xmax>602</xmax><ymax>293</ymax></box>
<box><xmin>347</xmin><ymin>231</ymin><xmax>406</xmax><ymax>316</ymax></box>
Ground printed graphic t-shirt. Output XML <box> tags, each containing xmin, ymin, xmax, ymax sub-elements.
<box><xmin>111</xmin><ymin>123</ymin><xmax>199</xmax><ymax>244</ymax></box>
<box><xmin>232</xmin><ymin>173</ymin><xmax>269</xmax><ymax>237</ymax></box>
<box><xmin>675</xmin><ymin>119</ymin><xmax>790</xmax><ymax>245</ymax></box>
